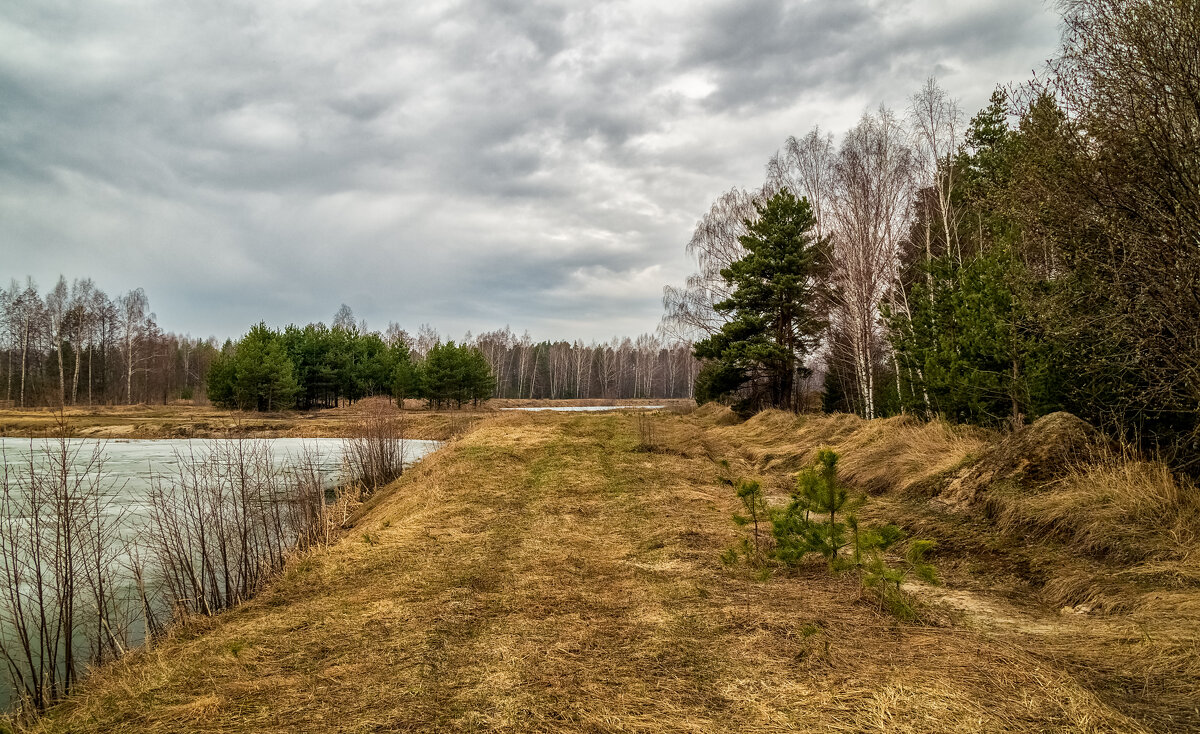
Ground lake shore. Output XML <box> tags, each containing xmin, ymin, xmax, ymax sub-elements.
<box><xmin>0</xmin><ymin>398</ymin><xmax>695</xmax><ymax>441</ymax></box>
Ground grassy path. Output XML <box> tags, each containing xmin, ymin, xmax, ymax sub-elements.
<box><xmin>36</xmin><ymin>413</ymin><xmax>1145</xmax><ymax>732</ymax></box>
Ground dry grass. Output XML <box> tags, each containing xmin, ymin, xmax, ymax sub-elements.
<box><xmin>27</xmin><ymin>410</ymin><xmax>1150</xmax><ymax>733</ymax></box>
<box><xmin>983</xmin><ymin>453</ymin><xmax>1200</xmax><ymax>729</ymax></box>
<box><xmin>0</xmin><ymin>400</ymin><xmax>484</xmax><ymax>441</ymax></box>
<box><xmin>485</xmin><ymin>398</ymin><xmax>693</xmax><ymax>409</ymax></box>
<box><xmin>985</xmin><ymin>455</ymin><xmax>1200</xmax><ymax>565</ymax></box>
<box><xmin>710</xmin><ymin>410</ymin><xmax>989</xmax><ymax>497</ymax></box>
<box><xmin>0</xmin><ymin>399</ymin><xmax>696</xmax><ymax>441</ymax></box>
<box><xmin>704</xmin><ymin>408</ymin><xmax>1200</xmax><ymax>732</ymax></box>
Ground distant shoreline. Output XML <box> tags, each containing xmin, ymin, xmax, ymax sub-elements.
<box><xmin>0</xmin><ymin>398</ymin><xmax>694</xmax><ymax>440</ymax></box>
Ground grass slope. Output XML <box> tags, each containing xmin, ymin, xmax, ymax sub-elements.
<box><xmin>34</xmin><ymin>412</ymin><xmax>1151</xmax><ymax>733</ymax></box>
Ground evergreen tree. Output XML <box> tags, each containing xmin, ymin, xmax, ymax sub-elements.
<box><xmin>462</xmin><ymin>346</ymin><xmax>496</xmax><ymax>406</ymax></box>
<box><xmin>418</xmin><ymin>341</ymin><xmax>495</xmax><ymax>408</ymax></box>
<box><xmin>890</xmin><ymin>246</ymin><xmax>1055</xmax><ymax>426</ymax></box>
<box><xmin>205</xmin><ymin>339</ymin><xmax>237</xmax><ymax>408</ymax></box>
<box><xmin>282</xmin><ymin>323</ymin><xmax>338</xmax><ymax>409</ymax></box>
<box><xmin>693</xmin><ymin>189</ymin><xmax>827</xmax><ymax>411</ymax></box>
<box><xmin>772</xmin><ymin>448</ymin><xmax>854</xmax><ymax>565</ymax></box>
<box><xmin>352</xmin><ymin>332</ymin><xmax>397</xmax><ymax>399</ymax></box>
<box><xmin>888</xmin><ymin>91</ymin><xmax>1059</xmax><ymax>427</ymax></box>
<box><xmin>232</xmin><ymin>323</ymin><xmax>299</xmax><ymax>411</ymax></box>
<box><xmin>420</xmin><ymin>341</ymin><xmax>454</xmax><ymax>408</ymax></box>
<box><xmin>207</xmin><ymin>323</ymin><xmax>299</xmax><ymax>411</ymax></box>
<box><xmin>391</xmin><ymin>342</ymin><xmax>419</xmax><ymax>407</ymax></box>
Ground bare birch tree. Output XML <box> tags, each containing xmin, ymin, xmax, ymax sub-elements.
<box><xmin>67</xmin><ymin>279</ymin><xmax>96</xmax><ymax>405</ymax></box>
<box><xmin>1</xmin><ymin>281</ymin><xmax>17</xmax><ymax>405</ymax></box>
<box><xmin>767</xmin><ymin>127</ymin><xmax>838</xmax><ymax>240</ymax></box>
<box><xmin>661</xmin><ymin>187</ymin><xmax>764</xmax><ymax>340</ymax></box>
<box><xmin>87</xmin><ymin>288</ymin><xmax>114</xmax><ymax>406</ymax></box>
<box><xmin>117</xmin><ymin>289</ymin><xmax>148</xmax><ymax>404</ymax></box>
<box><xmin>15</xmin><ymin>280</ymin><xmax>44</xmax><ymax>408</ymax></box>
<box><xmin>414</xmin><ymin>324</ymin><xmax>440</xmax><ymax>359</ymax></box>
<box><xmin>828</xmin><ymin>107</ymin><xmax>915</xmax><ymax>419</ymax></box>
<box><xmin>332</xmin><ymin>304</ymin><xmax>356</xmax><ymax>331</ymax></box>
<box><xmin>45</xmin><ymin>277</ymin><xmax>70</xmax><ymax>407</ymax></box>
<box><xmin>908</xmin><ymin>77</ymin><xmax>964</xmax><ymax>265</ymax></box>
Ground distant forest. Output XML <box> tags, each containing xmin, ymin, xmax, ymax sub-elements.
<box><xmin>0</xmin><ymin>278</ymin><xmax>211</xmax><ymax>408</ymax></box>
<box><xmin>0</xmin><ymin>284</ymin><xmax>696</xmax><ymax>408</ymax></box>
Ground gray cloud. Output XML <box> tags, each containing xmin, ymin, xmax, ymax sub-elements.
<box><xmin>0</xmin><ymin>0</ymin><xmax>1060</xmax><ymax>342</ymax></box>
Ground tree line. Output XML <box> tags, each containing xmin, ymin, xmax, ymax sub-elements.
<box><xmin>0</xmin><ymin>277</ymin><xmax>217</xmax><ymax>408</ymax></box>
<box><xmin>204</xmin><ymin>308</ymin><xmax>697</xmax><ymax>412</ymax></box>
<box><xmin>473</xmin><ymin>327</ymin><xmax>697</xmax><ymax>401</ymax></box>
<box><xmin>206</xmin><ymin>320</ymin><xmax>495</xmax><ymax>411</ymax></box>
<box><xmin>1</xmin><ymin>283</ymin><xmax>699</xmax><ymax>410</ymax></box>
<box><xmin>667</xmin><ymin>0</ymin><xmax>1199</xmax><ymax>471</ymax></box>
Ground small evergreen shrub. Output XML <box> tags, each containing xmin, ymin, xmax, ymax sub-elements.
<box><xmin>721</xmin><ymin>448</ymin><xmax>939</xmax><ymax>620</ymax></box>
<box><xmin>732</xmin><ymin>478</ymin><xmax>769</xmax><ymax>562</ymax></box>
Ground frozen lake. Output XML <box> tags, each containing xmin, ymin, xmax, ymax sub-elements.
<box><xmin>0</xmin><ymin>436</ymin><xmax>441</xmax><ymax>709</ymax></box>
<box><xmin>0</xmin><ymin>436</ymin><xmax>441</xmax><ymax>512</ymax></box>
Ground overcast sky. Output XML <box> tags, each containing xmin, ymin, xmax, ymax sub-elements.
<box><xmin>0</xmin><ymin>0</ymin><xmax>1061</xmax><ymax>343</ymax></box>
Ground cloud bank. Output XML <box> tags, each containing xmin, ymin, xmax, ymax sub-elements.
<box><xmin>0</xmin><ymin>0</ymin><xmax>1060</xmax><ymax>341</ymax></box>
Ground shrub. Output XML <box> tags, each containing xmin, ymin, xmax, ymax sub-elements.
<box><xmin>343</xmin><ymin>404</ymin><xmax>408</xmax><ymax>492</ymax></box>
<box><xmin>731</xmin><ymin>478</ymin><xmax>769</xmax><ymax>562</ymax></box>
<box><xmin>723</xmin><ymin>448</ymin><xmax>938</xmax><ymax>619</ymax></box>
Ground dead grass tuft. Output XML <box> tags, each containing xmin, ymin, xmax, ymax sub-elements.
<box><xmin>702</xmin><ymin>408</ymin><xmax>1200</xmax><ymax>730</ymax></box>
<box><xmin>711</xmin><ymin>410</ymin><xmax>987</xmax><ymax>498</ymax></box>
<box><xmin>986</xmin><ymin>454</ymin><xmax>1200</xmax><ymax>564</ymax></box>
<box><xmin>833</xmin><ymin>416</ymin><xmax>989</xmax><ymax>496</ymax></box>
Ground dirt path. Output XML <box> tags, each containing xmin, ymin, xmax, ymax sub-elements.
<box><xmin>37</xmin><ymin>413</ymin><xmax>1147</xmax><ymax>733</ymax></box>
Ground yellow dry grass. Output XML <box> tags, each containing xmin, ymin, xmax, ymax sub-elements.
<box><xmin>987</xmin><ymin>455</ymin><xmax>1200</xmax><ymax>564</ymax></box>
<box><xmin>0</xmin><ymin>400</ymin><xmax>478</xmax><ymax>441</ymax></box>
<box><xmin>706</xmin><ymin>409</ymin><xmax>1200</xmax><ymax>732</ymax></box>
<box><xmin>0</xmin><ymin>399</ymin><xmax>696</xmax><ymax>441</ymax></box>
<box><xmin>26</xmin><ymin>410</ymin><xmax>1159</xmax><ymax>733</ymax></box>
<box><xmin>709</xmin><ymin>409</ymin><xmax>989</xmax><ymax>497</ymax></box>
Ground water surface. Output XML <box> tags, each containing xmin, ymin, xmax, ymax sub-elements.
<box><xmin>0</xmin><ymin>436</ymin><xmax>440</xmax><ymax>708</ymax></box>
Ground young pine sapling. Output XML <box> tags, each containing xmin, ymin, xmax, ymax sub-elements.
<box><xmin>732</xmin><ymin>478</ymin><xmax>769</xmax><ymax>562</ymax></box>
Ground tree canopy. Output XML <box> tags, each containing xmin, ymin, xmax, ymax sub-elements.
<box><xmin>668</xmin><ymin>0</ymin><xmax>1200</xmax><ymax>471</ymax></box>
<box><xmin>206</xmin><ymin>322</ymin><xmax>496</xmax><ymax>412</ymax></box>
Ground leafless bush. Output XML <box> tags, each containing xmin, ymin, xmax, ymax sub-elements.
<box><xmin>144</xmin><ymin>439</ymin><xmax>330</xmax><ymax>617</ymax></box>
<box><xmin>343</xmin><ymin>406</ymin><xmax>407</xmax><ymax>492</ymax></box>
<box><xmin>635</xmin><ymin>412</ymin><xmax>657</xmax><ymax>452</ymax></box>
<box><xmin>0</xmin><ymin>430</ymin><xmax>367</xmax><ymax>718</ymax></box>
<box><xmin>0</xmin><ymin>432</ymin><xmax>129</xmax><ymax>714</ymax></box>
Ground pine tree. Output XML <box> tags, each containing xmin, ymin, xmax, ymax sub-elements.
<box><xmin>417</xmin><ymin>341</ymin><xmax>495</xmax><ymax>408</ymax></box>
<box><xmin>773</xmin><ymin>448</ymin><xmax>854</xmax><ymax>564</ymax></box>
<box><xmin>205</xmin><ymin>340</ymin><xmax>237</xmax><ymax>408</ymax></box>
<box><xmin>391</xmin><ymin>342</ymin><xmax>419</xmax><ymax>407</ymax></box>
<box><xmin>731</xmin><ymin>478</ymin><xmax>768</xmax><ymax>561</ymax></box>
<box><xmin>693</xmin><ymin>189</ymin><xmax>827</xmax><ymax>411</ymax></box>
<box><xmin>463</xmin><ymin>347</ymin><xmax>495</xmax><ymax>406</ymax></box>
<box><xmin>231</xmin><ymin>323</ymin><xmax>299</xmax><ymax>411</ymax></box>
<box><xmin>206</xmin><ymin>324</ymin><xmax>299</xmax><ymax>411</ymax></box>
